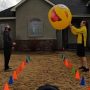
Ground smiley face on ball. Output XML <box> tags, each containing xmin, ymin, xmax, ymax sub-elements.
<box><xmin>48</xmin><ymin>4</ymin><xmax>72</xmax><ymax>30</ymax></box>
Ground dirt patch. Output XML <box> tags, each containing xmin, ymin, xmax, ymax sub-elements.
<box><xmin>0</xmin><ymin>51</ymin><xmax>90</xmax><ymax>90</ymax></box>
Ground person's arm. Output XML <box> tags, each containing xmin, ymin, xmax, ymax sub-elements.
<box><xmin>70</xmin><ymin>25</ymin><xmax>84</xmax><ymax>33</ymax></box>
<box><xmin>69</xmin><ymin>24</ymin><xmax>78</xmax><ymax>35</ymax></box>
<box><xmin>3</xmin><ymin>32</ymin><xmax>9</xmax><ymax>43</ymax></box>
<box><xmin>4</xmin><ymin>31</ymin><xmax>12</xmax><ymax>47</ymax></box>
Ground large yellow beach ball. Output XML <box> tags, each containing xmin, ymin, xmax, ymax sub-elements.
<box><xmin>48</xmin><ymin>4</ymin><xmax>72</xmax><ymax>30</ymax></box>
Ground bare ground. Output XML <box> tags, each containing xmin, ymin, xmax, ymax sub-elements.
<box><xmin>0</xmin><ymin>51</ymin><xmax>90</xmax><ymax>90</ymax></box>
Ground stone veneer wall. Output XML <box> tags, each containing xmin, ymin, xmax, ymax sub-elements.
<box><xmin>15</xmin><ymin>39</ymin><xmax>58</xmax><ymax>51</ymax></box>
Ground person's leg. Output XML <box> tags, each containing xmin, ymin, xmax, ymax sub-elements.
<box><xmin>78</xmin><ymin>44</ymin><xmax>89</xmax><ymax>71</ymax></box>
<box><xmin>81</xmin><ymin>45</ymin><xmax>89</xmax><ymax>71</ymax></box>
<box><xmin>7</xmin><ymin>48</ymin><xmax>12</xmax><ymax>68</ymax></box>
<box><xmin>77</xmin><ymin>44</ymin><xmax>85</xmax><ymax>69</ymax></box>
<box><xmin>82</xmin><ymin>57</ymin><xmax>89</xmax><ymax>68</ymax></box>
<box><xmin>81</xmin><ymin>56</ymin><xmax>89</xmax><ymax>72</ymax></box>
<box><xmin>79</xmin><ymin>57</ymin><xmax>85</xmax><ymax>69</ymax></box>
<box><xmin>4</xmin><ymin>49</ymin><xmax>9</xmax><ymax>70</ymax></box>
<box><xmin>80</xmin><ymin>57</ymin><xmax>84</xmax><ymax>66</ymax></box>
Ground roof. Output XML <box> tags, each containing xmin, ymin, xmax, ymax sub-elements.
<box><xmin>11</xmin><ymin>0</ymin><xmax>26</xmax><ymax>11</ymax></box>
<box><xmin>11</xmin><ymin>0</ymin><xmax>55</xmax><ymax>11</ymax></box>
<box><xmin>0</xmin><ymin>6</ymin><xmax>15</xmax><ymax>17</ymax></box>
<box><xmin>50</xmin><ymin>0</ymin><xmax>90</xmax><ymax>15</ymax></box>
<box><xmin>0</xmin><ymin>0</ymin><xmax>90</xmax><ymax>18</ymax></box>
<box><xmin>0</xmin><ymin>0</ymin><xmax>57</xmax><ymax>19</ymax></box>
<box><xmin>11</xmin><ymin>0</ymin><xmax>90</xmax><ymax>15</ymax></box>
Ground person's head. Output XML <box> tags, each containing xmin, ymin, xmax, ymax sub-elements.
<box><xmin>80</xmin><ymin>20</ymin><xmax>87</xmax><ymax>27</ymax></box>
<box><xmin>4</xmin><ymin>25</ymin><xmax>11</xmax><ymax>31</ymax></box>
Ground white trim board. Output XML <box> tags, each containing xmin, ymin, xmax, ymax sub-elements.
<box><xmin>11</xmin><ymin>0</ymin><xmax>26</xmax><ymax>11</ymax></box>
<box><xmin>44</xmin><ymin>0</ymin><xmax>55</xmax><ymax>6</ymax></box>
<box><xmin>0</xmin><ymin>17</ymin><xmax>16</xmax><ymax>20</ymax></box>
<box><xmin>73</xmin><ymin>15</ymin><xmax>90</xmax><ymax>17</ymax></box>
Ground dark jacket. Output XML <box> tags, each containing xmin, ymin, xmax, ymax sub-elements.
<box><xmin>3</xmin><ymin>30</ymin><xmax>12</xmax><ymax>48</ymax></box>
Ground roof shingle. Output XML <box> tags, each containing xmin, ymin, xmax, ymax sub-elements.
<box><xmin>0</xmin><ymin>6</ymin><xmax>15</xmax><ymax>17</ymax></box>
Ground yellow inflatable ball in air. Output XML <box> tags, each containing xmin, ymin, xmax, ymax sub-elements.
<box><xmin>48</xmin><ymin>4</ymin><xmax>72</xmax><ymax>30</ymax></box>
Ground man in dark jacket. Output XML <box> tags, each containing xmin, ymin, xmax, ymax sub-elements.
<box><xmin>3</xmin><ymin>25</ymin><xmax>16</xmax><ymax>71</ymax></box>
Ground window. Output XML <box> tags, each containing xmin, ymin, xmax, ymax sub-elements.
<box><xmin>28</xmin><ymin>18</ymin><xmax>43</xmax><ymax>37</ymax></box>
<box><xmin>0</xmin><ymin>24</ymin><xmax>6</xmax><ymax>34</ymax></box>
<box><xmin>0</xmin><ymin>24</ymin><xmax>6</xmax><ymax>48</ymax></box>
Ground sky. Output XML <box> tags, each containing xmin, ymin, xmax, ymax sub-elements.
<box><xmin>0</xmin><ymin>0</ymin><xmax>21</xmax><ymax>11</ymax></box>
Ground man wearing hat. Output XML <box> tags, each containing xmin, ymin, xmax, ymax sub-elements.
<box><xmin>3</xmin><ymin>24</ymin><xmax>16</xmax><ymax>71</ymax></box>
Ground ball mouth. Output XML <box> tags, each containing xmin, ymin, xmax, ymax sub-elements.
<box><xmin>37</xmin><ymin>84</ymin><xmax>59</xmax><ymax>90</ymax></box>
<box><xmin>51</xmin><ymin>9</ymin><xmax>62</xmax><ymax>22</ymax></box>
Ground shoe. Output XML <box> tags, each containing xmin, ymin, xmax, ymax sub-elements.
<box><xmin>8</xmin><ymin>67</ymin><xmax>12</xmax><ymax>69</ymax></box>
<box><xmin>4</xmin><ymin>69</ymin><xmax>10</xmax><ymax>72</ymax></box>
<box><xmin>4</xmin><ymin>67</ymin><xmax>12</xmax><ymax>72</ymax></box>
<box><xmin>79</xmin><ymin>66</ymin><xmax>86</xmax><ymax>70</ymax></box>
<box><xmin>82</xmin><ymin>67</ymin><xmax>89</xmax><ymax>72</ymax></box>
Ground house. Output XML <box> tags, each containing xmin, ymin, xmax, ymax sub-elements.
<box><xmin>0</xmin><ymin>7</ymin><xmax>16</xmax><ymax>49</ymax></box>
<box><xmin>0</xmin><ymin>0</ymin><xmax>90</xmax><ymax>51</ymax></box>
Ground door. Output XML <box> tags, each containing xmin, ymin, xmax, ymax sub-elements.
<box><xmin>0</xmin><ymin>24</ymin><xmax>6</xmax><ymax>49</ymax></box>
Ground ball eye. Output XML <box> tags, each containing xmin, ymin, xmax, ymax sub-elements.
<box><xmin>65</xmin><ymin>11</ymin><xmax>68</xmax><ymax>18</ymax></box>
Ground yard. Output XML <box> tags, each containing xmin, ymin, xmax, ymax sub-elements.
<box><xmin>0</xmin><ymin>51</ymin><xmax>90</xmax><ymax>90</ymax></box>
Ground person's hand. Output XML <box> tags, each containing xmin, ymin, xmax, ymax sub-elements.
<box><xmin>13</xmin><ymin>42</ymin><xmax>16</xmax><ymax>46</ymax></box>
<box><xmin>69</xmin><ymin>23</ymin><xmax>72</xmax><ymax>28</ymax></box>
<box><xmin>69</xmin><ymin>23</ymin><xmax>72</xmax><ymax>26</ymax></box>
<box><xmin>12</xmin><ymin>47</ymin><xmax>15</xmax><ymax>50</ymax></box>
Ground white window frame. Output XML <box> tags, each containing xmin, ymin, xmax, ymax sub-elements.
<box><xmin>0</xmin><ymin>24</ymin><xmax>6</xmax><ymax>34</ymax></box>
<box><xmin>28</xmin><ymin>18</ymin><xmax>44</xmax><ymax>37</ymax></box>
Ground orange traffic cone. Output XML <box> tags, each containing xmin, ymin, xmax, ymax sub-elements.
<box><xmin>16</xmin><ymin>64</ymin><xmax>23</xmax><ymax>74</ymax></box>
<box><xmin>64</xmin><ymin>59</ymin><xmax>69</xmax><ymax>68</ymax></box>
<box><xmin>16</xmin><ymin>67</ymin><xmax>19</xmax><ymax>75</ymax></box>
<box><xmin>16</xmin><ymin>66</ymin><xmax>21</xmax><ymax>75</ymax></box>
<box><xmin>87</xmin><ymin>86</ymin><xmax>90</xmax><ymax>90</ymax></box>
<box><xmin>68</xmin><ymin>61</ymin><xmax>73</xmax><ymax>69</ymax></box>
<box><xmin>21</xmin><ymin>61</ymin><xmax>25</xmax><ymax>69</ymax></box>
<box><xmin>24</xmin><ymin>60</ymin><xmax>27</xmax><ymax>65</ymax></box>
<box><xmin>3</xmin><ymin>82</ymin><xmax>10</xmax><ymax>90</ymax></box>
<box><xmin>13</xmin><ymin>71</ymin><xmax>18</xmax><ymax>80</ymax></box>
<box><xmin>75</xmin><ymin>70</ymin><xmax>80</xmax><ymax>80</ymax></box>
